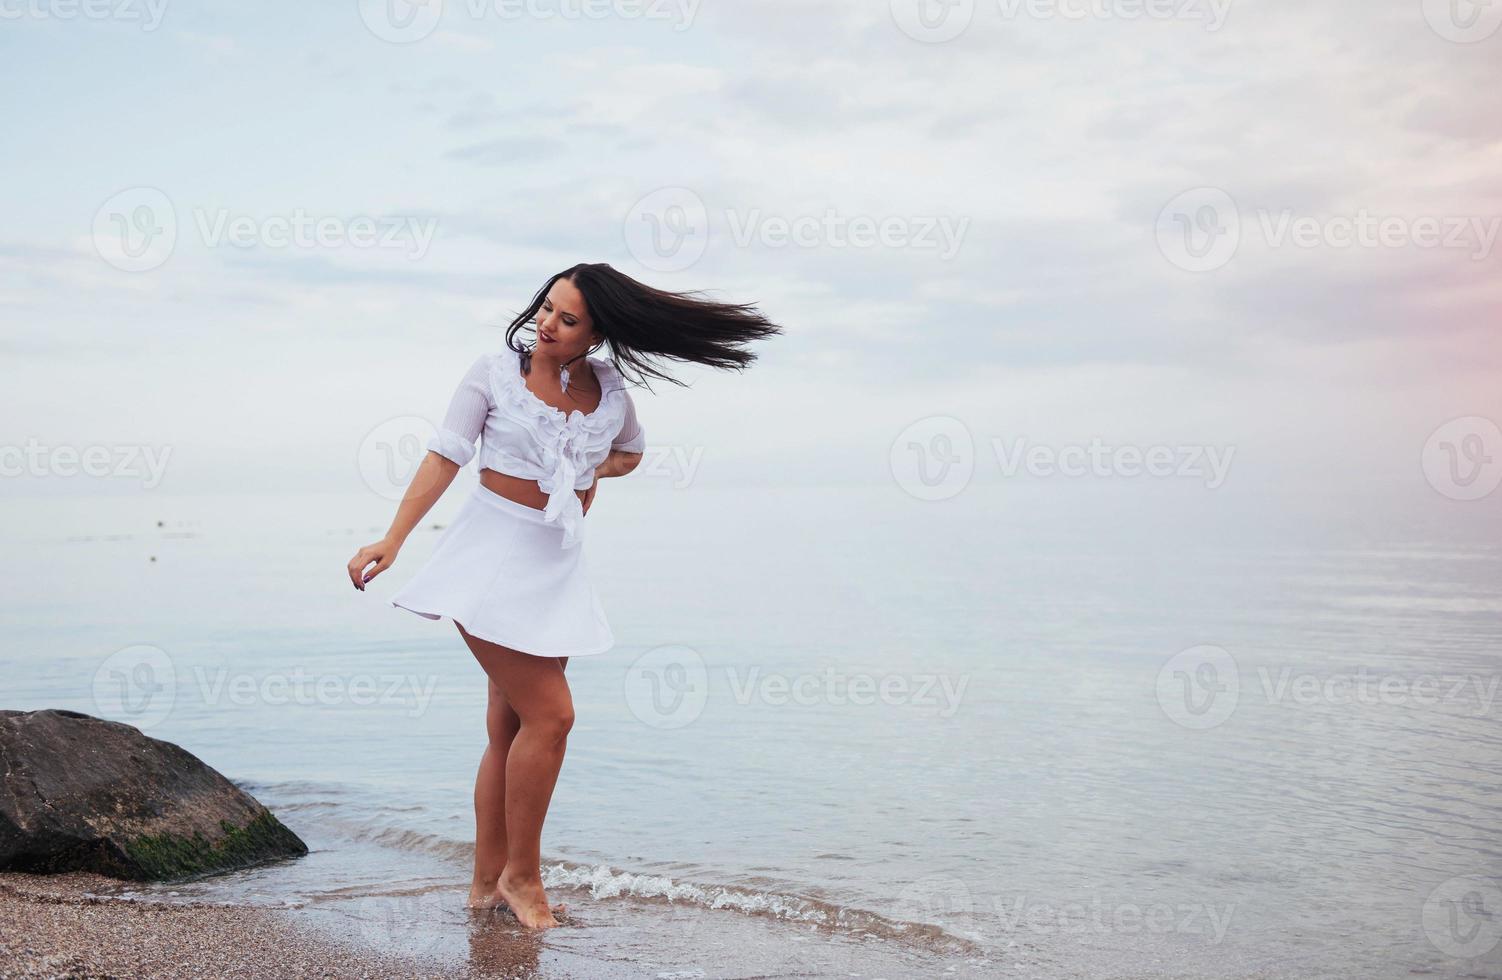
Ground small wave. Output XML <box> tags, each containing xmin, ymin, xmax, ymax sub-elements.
<box><xmin>303</xmin><ymin>880</ymin><xmax>458</xmax><ymax>902</ymax></box>
<box><xmin>346</xmin><ymin>825</ymin><xmax>474</xmax><ymax>865</ymax></box>
<box><xmin>542</xmin><ymin>861</ymin><xmax>979</xmax><ymax>956</ymax></box>
<box><xmin>268</xmin><ymin>800</ymin><xmax>343</xmax><ymax>814</ymax></box>
<box><xmin>219</xmin><ymin>786</ymin><xmax>980</xmax><ymax>956</ymax></box>
<box><xmin>235</xmin><ymin>779</ymin><xmax>359</xmax><ymax>798</ymax></box>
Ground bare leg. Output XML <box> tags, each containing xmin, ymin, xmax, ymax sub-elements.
<box><xmin>457</xmin><ymin>623</ymin><xmax>574</xmax><ymax>930</ymax></box>
<box><xmin>468</xmin><ymin>651</ymin><xmax>570</xmax><ymax>913</ymax></box>
<box><xmin>468</xmin><ymin>677</ymin><xmax>520</xmax><ymax>908</ymax></box>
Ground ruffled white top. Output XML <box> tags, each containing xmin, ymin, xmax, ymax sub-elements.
<box><xmin>426</xmin><ymin>346</ymin><xmax>645</xmax><ymax>549</ymax></box>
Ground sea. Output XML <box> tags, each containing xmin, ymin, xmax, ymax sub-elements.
<box><xmin>2</xmin><ymin>476</ymin><xmax>1499</xmax><ymax>979</ymax></box>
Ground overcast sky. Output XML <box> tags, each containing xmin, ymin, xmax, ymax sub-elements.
<box><xmin>2</xmin><ymin>0</ymin><xmax>1498</xmax><ymax>508</ymax></box>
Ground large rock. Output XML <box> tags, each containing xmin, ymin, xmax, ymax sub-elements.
<box><xmin>0</xmin><ymin>709</ymin><xmax>307</xmax><ymax>881</ymax></box>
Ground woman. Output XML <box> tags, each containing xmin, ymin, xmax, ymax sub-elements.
<box><xmin>346</xmin><ymin>263</ymin><xmax>781</xmax><ymax>930</ymax></box>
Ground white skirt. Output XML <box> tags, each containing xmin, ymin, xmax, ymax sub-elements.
<box><xmin>389</xmin><ymin>483</ymin><xmax>615</xmax><ymax>658</ymax></box>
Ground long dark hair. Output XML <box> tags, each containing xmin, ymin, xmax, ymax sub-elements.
<box><xmin>502</xmin><ymin>263</ymin><xmax>784</xmax><ymax>393</ymax></box>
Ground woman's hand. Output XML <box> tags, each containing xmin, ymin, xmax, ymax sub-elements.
<box><xmin>581</xmin><ymin>477</ymin><xmax>599</xmax><ymax>516</ymax></box>
<box><xmin>351</xmin><ymin>451</ymin><xmax>459</xmax><ymax>592</ymax></box>
<box><xmin>348</xmin><ymin>537</ymin><xmax>400</xmax><ymax>591</ymax></box>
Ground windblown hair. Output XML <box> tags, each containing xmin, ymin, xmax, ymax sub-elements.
<box><xmin>502</xmin><ymin>263</ymin><xmax>784</xmax><ymax>393</ymax></box>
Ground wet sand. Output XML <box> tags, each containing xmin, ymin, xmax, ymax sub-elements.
<box><xmin>0</xmin><ymin>870</ymin><xmax>989</xmax><ymax>979</ymax></box>
<box><xmin>0</xmin><ymin>873</ymin><xmax>641</xmax><ymax>980</ymax></box>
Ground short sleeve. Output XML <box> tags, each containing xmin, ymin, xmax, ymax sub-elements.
<box><xmin>611</xmin><ymin>388</ymin><xmax>645</xmax><ymax>454</ymax></box>
<box><xmin>427</xmin><ymin>355</ymin><xmax>491</xmax><ymax>467</ymax></box>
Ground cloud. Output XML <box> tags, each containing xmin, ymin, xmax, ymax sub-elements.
<box><xmin>2</xmin><ymin>0</ymin><xmax>1497</xmax><ymax>495</ymax></box>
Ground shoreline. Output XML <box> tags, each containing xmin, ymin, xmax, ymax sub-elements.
<box><xmin>0</xmin><ymin>872</ymin><xmax>642</xmax><ymax>980</ymax></box>
<box><xmin>0</xmin><ymin>870</ymin><xmax>982</xmax><ymax>979</ymax></box>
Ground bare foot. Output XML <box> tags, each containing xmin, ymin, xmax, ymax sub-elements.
<box><xmin>466</xmin><ymin>885</ymin><xmax>505</xmax><ymax>910</ymax></box>
<box><xmin>467</xmin><ymin>879</ymin><xmax>567</xmax><ymax>918</ymax></box>
<box><xmin>480</xmin><ymin>893</ymin><xmax>569</xmax><ymax>919</ymax></box>
<box><xmin>469</xmin><ymin>891</ymin><xmax>568</xmax><ymax>916</ymax></box>
<box><xmin>493</xmin><ymin>871</ymin><xmax>565</xmax><ymax>929</ymax></box>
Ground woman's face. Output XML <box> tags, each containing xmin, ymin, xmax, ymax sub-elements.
<box><xmin>534</xmin><ymin>278</ymin><xmax>597</xmax><ymax>361</ymax></box>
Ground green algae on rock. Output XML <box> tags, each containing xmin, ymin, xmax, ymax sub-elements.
<box><xmin>0</xmin><ymin>709</ymin><xmax>308</xmax><ymax>881</ymax></box>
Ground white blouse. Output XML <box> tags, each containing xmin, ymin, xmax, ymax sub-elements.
<box><xmin>426</xmin><ymin>345</ymin><xmax>645</xmax><ymax>549</ymax></box>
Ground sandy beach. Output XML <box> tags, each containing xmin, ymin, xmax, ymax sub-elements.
<box><xmin>0</xmin><ymin>869</ymin><xmax>982</xmax><ymax>979</ymax></box>
<box><xmin>0</xmin><ymin>872</ymin><xmax>644</xmax><ymax>980</ymax></box>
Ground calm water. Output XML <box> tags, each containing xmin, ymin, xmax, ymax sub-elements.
<box><xmin>2</xmin><ymin>480</ymin><xmax>1499</xmax><ymax>978</ymax></box>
